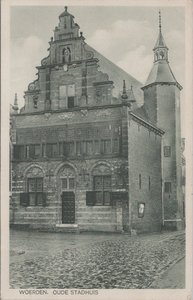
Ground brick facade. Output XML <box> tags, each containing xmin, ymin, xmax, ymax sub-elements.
<box><xmin>10</xmin><ymin>7</ymin><xmax>184</xmax><ymax>233</ymax></box>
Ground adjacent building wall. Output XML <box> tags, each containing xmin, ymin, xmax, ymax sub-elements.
<box><xmin>128</xmin><ymin>114</ymin><xmax>162</xmax><ymax>233</ymax></box>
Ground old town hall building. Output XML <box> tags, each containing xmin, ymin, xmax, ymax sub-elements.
<box><xmin>10</xmin><ymin>7</ymin><xmax>185</xmax><ymax>233</ymax></box>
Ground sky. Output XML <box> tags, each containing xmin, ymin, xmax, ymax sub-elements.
<box><xmin>10</xmin><ymin>5</ymin><xmax>185</xmax><ymax>108</ymax></box>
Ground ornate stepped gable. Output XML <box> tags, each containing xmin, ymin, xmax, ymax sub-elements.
<box><xmin>21</xmin><ymin>7</ymin><xmax>121</xmax><ymax>113</ymax></box>
<box><xmin>20</xmin><ymin>6</ymin><xmax>144</xmax><ymax>114</ymax></box>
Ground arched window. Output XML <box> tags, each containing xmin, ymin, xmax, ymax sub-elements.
<box><xmin>57</xmin><ymin>164</ymin><xmax>76</xmax><ymax>191</ymax></box>
<box><xmin>20</xmin><ymin>167</ymin><xmax>46</xmax><ymax>207</ymax></box>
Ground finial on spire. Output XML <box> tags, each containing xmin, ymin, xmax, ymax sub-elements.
<box><xmin>159</xmin><ymin>10</ymin><xmax>162</xmax><ymax>33</ymax></box>
<box><xmin>121</xmin><ymin>80</ymin><xmax>128</xmax><ymax>100</ymax></box>
<box><xmin>14</xmin><ymin>93</ymin><xmax>17</xmax><ymax>104</ymax></box>
<box><xmin>13</xmin><ymin>93</ymin><xmax>19</xmax><ymax>112</ymax></box>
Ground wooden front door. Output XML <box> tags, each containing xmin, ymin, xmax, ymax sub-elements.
<box><xmin>61</xmin><ymin>192</ymin><xmax>75</xmax><ymax>224</ymax></box>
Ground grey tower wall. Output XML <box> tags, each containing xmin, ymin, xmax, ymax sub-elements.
<box><xmin>144</xmin><ymin>84</ymin><xmax>184</xmax><ymax>230</ymax></box>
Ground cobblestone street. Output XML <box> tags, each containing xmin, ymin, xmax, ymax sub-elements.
<box><xmin>10</xmin><ymin>230</ymin><xmax>185</xmax><ymax>289</ymax></box>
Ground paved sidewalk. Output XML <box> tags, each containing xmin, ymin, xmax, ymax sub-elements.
<box><xmin>150</xmin><ymin>257</ymin><xmax>185</xmax><ymax>289</ymax></box>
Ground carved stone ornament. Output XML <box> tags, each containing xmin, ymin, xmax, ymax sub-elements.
<box><xmin>95</xmin><ymin>110</ymin><xmax>111</xmax><ymax>118</ymax></box>
<box><xmin>26</xmin><ymin>167</ymin><xmax>44</xmax><ymax>178</ymax></box>
<box><xmin>28</xmin><ymin>80</ymin><xmax>39</xmax><ymax>92</ymax></box>
<box><xmin>41</xmin><ymin>56</ymin><xmax>50</xmax><ymax>66</ymax></box>
<box><xmin>92</xmin><ymin>164</ymin><xmax>111</xmax><ymax>176</ymax></box>
<box><xmin>58</xmin><ymin>166</ymin><xmax>75</xmax><ymax>178</ymax></box>
<box><xmin>63</xmin><ymin>64</ymin><xmax>68</xmax><ymax>72</ymax></box>
<box><xmin>80</xmin><ymin>109</ymin><xmax>88</xmax><ymax>117</ymax></box>
<box><xmin>28</xmin><ymin>83</ymin><xmax>35</xmax><ymax>91</ymax></box>
<box><xmin>44</xmin><ymin>113</ymin><xmax>51</xmax><ymax>120</ymax></box>
<box><xmin>58</xmin><ymin>112</ymin><xmax>74</xmax><ymax>120</ymax></box>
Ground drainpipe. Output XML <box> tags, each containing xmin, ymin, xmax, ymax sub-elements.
<box><xmin>161</xmin><ymin>139</ymin><xmax>165</xmax><ymax>228</ymax></box>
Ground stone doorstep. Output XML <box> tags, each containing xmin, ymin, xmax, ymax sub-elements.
<box><xmin>55</xmin><ymin>224</ymin><xmax>78</xmax><ymax>228</ymax></box>
<box><xmin>79</xmin><ymin>222</ymin><xmax>118</xmax><ymax>226</ymax></box>
<box><xmin>78</xmin><ymin>207</ymin><xmax>113</xmax><ymax>211</ymax></box>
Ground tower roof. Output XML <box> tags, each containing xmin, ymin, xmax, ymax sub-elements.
<box><xmin>145</xmin><ymin>61</ymin><xmax>178</xmax><ymax>85</ymax></box>
<box><xmin>153</xmin><ymin>31</ymin><xmax>168</xmax><ymax>50</ymax></box>
<box><xmin>142</xmin><ymin>11</ymin><xmax>182</xmax><ymax>90</ymax></box>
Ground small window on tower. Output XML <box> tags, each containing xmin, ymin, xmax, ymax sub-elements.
<box><xmin>138</xmin><ymin>203</ymin><xmax>145</xmax><ymax>218</ymax></box>
<box><xmin>164</xmin><ymin>146</ymin><xmax>171</xmax><ymax>157</ymax></box>
<box><xmin>164</xmin><ymin>182</ymin><xmax>172</xmax><ymax>193</ymax></box>
<box><xmin>160</xmin><ymin>50</ymin><xmax>165</xmax><ymax>59</ymax></box>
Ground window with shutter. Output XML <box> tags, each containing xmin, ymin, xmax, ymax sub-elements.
<box><xmin>27</xmin><ymin>177</ymin><xmax>44</xmax><ymax>206</ymax></box>
<box><xmin>20</xmin><ymin>193</ymin><xmax>29</xmax><ymax>207</ymax></box>
<box><xmin>86</xmin><ymin>191</ymin><xmax>96</xmax><ymax>206</ymax></box>
<box><xmin>93</xmin><ymin>175</ymin><xmax>112</xmax><ymax>206</ymax></box>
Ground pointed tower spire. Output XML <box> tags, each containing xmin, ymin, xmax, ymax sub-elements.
<box><xmin>13</xmin><ymin>93</ymin><xmax>19</xmax><ymax>112</ymax></box>
<box><xmin>121</xmin><ymin>80</ymin><xmax>128</xmax><ymax>100</ymax></box>
<box><xmin>127</xmin><ymin>85</ymin><xmax>136</xmax><ymax>103</ymax></box>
